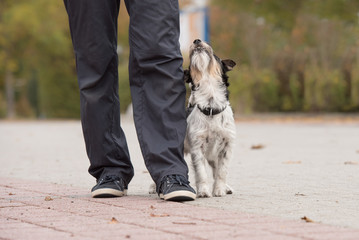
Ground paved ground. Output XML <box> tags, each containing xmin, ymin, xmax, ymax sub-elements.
<box><xmin>2</xmin><ymin>178</ymin><xmax>359</xmax><ymax>240</ymax></box>
<box><xmin>0</xmin><ymin>115</ymin><xmax>359</xmax><ymax>239</ymax></box>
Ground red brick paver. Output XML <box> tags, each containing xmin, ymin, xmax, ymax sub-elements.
<box><xmin>1</xmin><ymin>178</ymin><xmax>358</xmax><ymax>240</ymax></box>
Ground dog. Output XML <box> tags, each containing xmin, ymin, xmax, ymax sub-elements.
<box><xmin>183</xmin><ymin>39</ymin><xmax>236</xmax><ymax>197</ymax></box>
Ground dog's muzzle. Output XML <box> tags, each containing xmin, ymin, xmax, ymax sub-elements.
<box><xmin>193</xmin><ymin>39</ymin><xmax>201</xmax><ymax>45</ymax></box>
<box><xmin>191</xmin><ymin>39</ymin><xmax>205</xmax><ymax>53</ymax></box>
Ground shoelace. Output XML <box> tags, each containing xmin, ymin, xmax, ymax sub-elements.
<box><xmin>98</xmin><ymin>175</ymin><xmax>122</xmax><ymax>186</ymax></box>
<box><xmin>165</xmin><ymin>175</ymin><xmax>190</xmax><ymax>188</ymax></box>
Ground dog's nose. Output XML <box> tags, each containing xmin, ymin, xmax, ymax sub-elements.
<box><xmin>193</xmin><ymin>39</ymin><xmax>201</xmax><ymax>44</ymax></box>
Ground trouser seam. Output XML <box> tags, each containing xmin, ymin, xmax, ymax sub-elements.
<box><xmin>110</xmin><ymin>55</ymin><xmax>117</xmax><ymax>160</ymax></box>
<box><xmin>137</xmin><ymin>85</ymin><xmax>151</xmax><ymax>172</ymax></box>
<box><xmin>109</xmin><ymin>55</ymin><xmax>131</xmax><ymax>186</ymax></box>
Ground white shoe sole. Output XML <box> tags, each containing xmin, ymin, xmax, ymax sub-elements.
<box><xmin>91</xmin><ymin>188</ymin><xmax>127</xmax><ymax>198</ymax></box>
<box><xmin>160</xmin><ymin>190</ymin><xmax>196</xmax><ymax>201</ymax></box>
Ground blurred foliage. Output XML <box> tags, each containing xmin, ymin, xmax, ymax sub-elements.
<box><xmin>0</xmin><ymin>0</ymin><xmax>131</xmax><ymax>118</ymax></box>
<box><xmin>0</xmin><ymin>0</ymin><xmax>79</xmax><ymax>118</ymax></box>
<box><xmin>0</xmin><ymin>0</ymin><xmax>359</xmax><ymax>118</ymax></box>
<box><xmin>211</xmin><ymin>0</ymin><xmax>359</xmax><ymax>113</ymax></box>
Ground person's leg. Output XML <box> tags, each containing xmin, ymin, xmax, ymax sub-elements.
<box><xmin>63</xmin><ymin>0</ymin><xmax>134</xmax><ymax>190</ymax></box>
<box><xmin>124</xmin><ymin>0</ymin><xmax>195</xmax><ymax>199</ymax></box>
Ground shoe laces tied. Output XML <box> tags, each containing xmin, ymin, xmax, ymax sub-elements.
<box><xmin>166</xmin><ymin>175</ymin><xmax>190</xmax><ymax>187</ymax></box>
<box><xmin>98</xmin><ymin>175</ymin><xmax>121</xmax><ymax>185</ymax></box>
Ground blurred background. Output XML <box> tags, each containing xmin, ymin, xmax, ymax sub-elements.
<box><xmin>1</xmin><ymin>0</ymin><xmax>359</xmax><ymax>119</ymax></box>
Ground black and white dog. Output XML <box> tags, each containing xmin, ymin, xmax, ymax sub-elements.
<box><xmin>184</xmin><ymin>39</ymin><xmax>236</xmax><ymax>197</ymax></box>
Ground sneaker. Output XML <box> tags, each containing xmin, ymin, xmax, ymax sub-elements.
<box><xmin>91</xmin><ymin>175</ymin><xmax>127</xmax><ymax>198</ymax></box>
<box><xmin>159</xmin><ymin>175</ymin><xmax>196</xmax><ymax>201</ymax></box>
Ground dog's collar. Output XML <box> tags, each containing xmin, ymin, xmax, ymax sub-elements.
<box><xmin>197</xmin><ymin>105</ymin><xmax>227</xmax><ymax>116</ymax></box>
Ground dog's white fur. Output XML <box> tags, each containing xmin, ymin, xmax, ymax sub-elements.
<box><xmin>184</xmin><ymin>40</ymin><xmax>236</xmax><ymax>197</ymax></box>
<box><xmin>148</xmin><ymin>40</ymin><xmax>236</xmax><ymax>197</ymax></box>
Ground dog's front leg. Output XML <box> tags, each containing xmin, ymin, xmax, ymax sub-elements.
<box><xmin>191</xmin><ymin>150</ymin><xmax>211</xmax><ymax>197</ymax></box>
<box><xmin>213</xmin><ymin>142</ymin><xmax>233</xmax><ymax>197</ymax></box>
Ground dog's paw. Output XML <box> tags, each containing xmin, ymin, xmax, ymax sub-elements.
<box><xmin>213</xmin><ymin>183</ymin><xmax>227</xmax><ymax>197</ymax></box>
<box><xmin>197</xmin><ymin>185</ymin><xmax>211</xmax><ymax>198</ymax></box>
<box><xmin>213</xmin><ymin>188</ymin><xmax>227</xmax><ymax>197</ymax></box>
<box><xmin>226</xmin><ymin>184</ymin><xmax>233</xmax><ymax>195</ymax></box>
<box><xmin>197</xmin><ymin>191</ymin><xmax>211</xmax><ymax>198</ymax></box>
<box><xmin>148</xmin><ymin>183</ymin><xmax>156</xmax><ymax>194</ymax></box>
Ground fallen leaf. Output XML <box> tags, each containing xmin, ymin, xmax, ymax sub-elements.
<box><xmin>172</xmin><ymin>222</ymin><xmax>197</xmax><ymax>225</ymax></box>
<box><xmin>283</xmin><ymin>161</ymin><xmax>302</xmax><ymax>164</ymax></box>
<box><xmin>109</xmin><ymin>217</ymin><xmax>119</xmax><ymax>224</ymax></box>
<box><xmin>295</xmin><ymin>193</ymin><xmax>306</xmax><ymax>196</ymax></box>
<box><xmin>8</xmin><ymin>193</ymin><xmax>15</xmax><ymax>196</ymax></box>
<box><xmin>301</xmin><ymin>216</ymin><xmax>314</xmax><ymax>223</ymax></box>
<box><xmin>251</xmin><ymin>144</ymin><xmax>265</xmax><ymax>150</ymax></box>
<box><xmin>44</xmin><ymin>196</ymin><xmax>53</xmax><ymax>201</ymax></box>
<box><xmin>344</xmin><ymin>161</ymin><xmax>359</xmax><ymax>165</ymax></box>
<box><xmin>150</xmin><ymin>205</ymin><xmax>156</xmax><ymax>210</ymax></box>
<box><xmin>150</xmin><ymin>213</ymin><xmax>170</xmax><ymax>217</ymax></box>
<box><xmin>125</xmin><ymin>235</ymin><xmax>131</xmax><ymax>239</ymax></box>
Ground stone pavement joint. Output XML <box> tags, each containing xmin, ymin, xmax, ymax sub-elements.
<box><xmin>1</xmin><ymin>178</ymin><xmax>358</xmax><ymax>240</ymax></box>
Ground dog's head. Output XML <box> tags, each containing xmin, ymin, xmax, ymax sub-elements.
<box><xmin>184</xmin><ymin>39</ymin><xmax>236</xmax><ymax>88</ymax></box>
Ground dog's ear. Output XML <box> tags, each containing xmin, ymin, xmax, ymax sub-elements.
<box><xmin>222</xmin><ymin>59</ymin><xmax>236</xmax><ymax>72</ymax></box>
<box><xmin>183</xmin><ymin>69</ymin><xmax>192</xmax><ymax>84</ymax></box>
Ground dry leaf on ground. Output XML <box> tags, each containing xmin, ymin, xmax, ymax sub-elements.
<box><xmin>8</xmin><ymin>193</ymin><xmax>15</xmax><ymax>195</ymax></box>
<box><xmin>251</xmin><ymin>144</ymin><xmax>265</xmax><ymax>150</ymax></box>
<box><xmin>301</xmin><ymin>216</ymin><xmax>314</xmax><ymax>223</ymax></box>
<box><xmin>44</xmin><ymin>196</ymin><xmax>53</xmax><ymax>201</ymax></box>
<box><xmin>295</xmin><ymin>193</ymin><xmax>306</xmax><ymax>196</ymax></box>
<box><xmin>150</xmin><ymin>213</ymin><xmax>170</xmax><ymax>217</ymax></box>
<box><xmin>109</xmin><ymin>217</ymin><xmax>119</xmax><ymax>224</ymax></box>
<box><xmin>344</xmin><ymin>161</ymin><xmax>359</xmax><ymax>165</ymax></box>
<box><xmin>172</xmin><ymin>222</ymin><xmax>197</xmax><ymax>225</ymax></box>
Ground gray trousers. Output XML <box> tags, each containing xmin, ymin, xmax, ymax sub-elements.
<box><xmin>63</xmin><ymin>0</ymin><xmax>189</xmax><ymax>191</ymax></box>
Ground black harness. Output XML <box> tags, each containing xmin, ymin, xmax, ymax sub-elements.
<box><xmin>186</xmin><ymin>103</ymin><xmax>227</xmax><ymax>117</ymax></box>
<box><xmin>197</xmin><ymin>105</ymin><xmax>227</xmax><ymax>116</ymax></box>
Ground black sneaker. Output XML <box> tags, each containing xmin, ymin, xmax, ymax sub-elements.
<box><xmin>91</xmin><ymin>175</ymin><xmax>127</xmax><ymax>198</ymax></box>
<box><xmin>159</xmin><ymin>175</ymin><xmax>196</xmax><ymax>201</ymax></box>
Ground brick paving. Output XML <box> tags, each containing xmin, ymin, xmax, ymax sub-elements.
<box><xmin>1</xmin><ymin>178</ymin><xmax>359</xmax><ymax>240</ymax></box>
